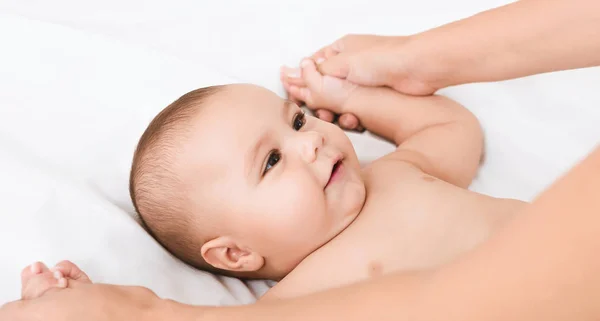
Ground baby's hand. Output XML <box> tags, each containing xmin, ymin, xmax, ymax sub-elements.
<box><xmin>20</xmin><ymin>261</ymin><xmax>92</xmax><ymax>300</ymax></box>
<box><xmin>281</xmin><ymin>58</ymin><xmax>363</xmax><ymax>131</ymax></box>
<box><xmin>282</xmin><ymin>35</ymin><xmax>402</xmax><ymax>130</ymax></box>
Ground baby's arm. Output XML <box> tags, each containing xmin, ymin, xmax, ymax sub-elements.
<box><xmin>344</xmin><ymin>85</ymin><xmax>482</xmax><ymax>188</ymax></box>
<box><xmin>291</xmin><ymin>59</ymin><xmax>482</xmax><ymax>188</ymax></box>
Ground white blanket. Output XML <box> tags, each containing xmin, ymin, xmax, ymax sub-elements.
<box><xmin>1</xmin><ymin>0</ymin><xmax>599</xmax><ymax>305</ymax></box>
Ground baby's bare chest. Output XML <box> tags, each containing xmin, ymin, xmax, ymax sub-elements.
<box><xmin>313</xmin><ymin>174</ymin><xmax>520</xmax><ymax>279</ymax></box>
<box><xmin>267</xmin><ymin>169</ymin><xmax>525</xmax><ymax>300</ymax></box>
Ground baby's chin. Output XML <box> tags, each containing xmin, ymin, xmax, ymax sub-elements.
<box><xmin>339</xmin><ymin>198</ymin><xmax>364</xmax><ymax>232</ymax></box>
<box><xmin>327</xmin><ymin>182</ymin><xmax>367</xmax><ymax>241</ymax></box>
<box><xmin>341</xmin><ymin>167</ymin><xmax>367</xmax><ymax>213</ymax></box>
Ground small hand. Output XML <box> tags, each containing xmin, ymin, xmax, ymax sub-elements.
<box><xmin>281</xmin><ymin>58</ymin><xmax>364</xmax><ymax>131</ymax></box>
<box><xmin>3</xmin><ymin>282</ymin><xmax>165</xmax><ymax>321</ymax></box>
<box><xmin>20</xmin><ymin>260</ymin><xmax>92</xmax><ymax>300</ymax></box>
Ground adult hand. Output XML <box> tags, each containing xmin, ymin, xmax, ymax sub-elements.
<box><xmin>315</xmin><ymin>0</ymin><xmax>600</xmax><ymax>100</ymax></box>
<box><xmin>282</xmin><ymin>35</ymin><xmax>441</xmax><ymax>128</ymax></box>
<box><xmin>1</xmin><ymin>281</ymin><xmax>165</xmax><ymax>321</ymax></box>
<box><xmin>315</xmin><ymin>34</ymin><xmax>440</xmax><ymax>96</ymax></box>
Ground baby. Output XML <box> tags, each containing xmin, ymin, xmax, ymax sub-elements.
<box><xmin>20</xmin><ymin>57</ymin><xmax>526</xmax><ymax>301</ymax></box>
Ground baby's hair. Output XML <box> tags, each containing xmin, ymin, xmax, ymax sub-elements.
<box><xmin>129</xmin><ymin>85</ymin><xmax>231</xmax><ymax>275</ymax></box>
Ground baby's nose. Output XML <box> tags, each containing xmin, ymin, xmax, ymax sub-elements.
<box><xmin>299</xmin><ymin>131</ymin><xmax>325</xmax><ymax>163</ymax></box>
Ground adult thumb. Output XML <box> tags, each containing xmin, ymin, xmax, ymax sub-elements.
<box><xmin>317</xmin><ymin>52</ymin><xmax>353</xmax><ymax>80</ymax></box>
<box><xmin>317</xmin><ymin>50</ymin><xmax>387</xmax><ymax>87</ymax></box>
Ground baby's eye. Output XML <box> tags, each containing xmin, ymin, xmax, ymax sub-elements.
<box><xmin>292</xmin><ymin>110</ymin><xmax>306</xmax><ymax>131</ymax></box>
<box><xmin>263</xmin><ymin>150</ymin><xmax>281</xmax><ymax>175</ymax></box>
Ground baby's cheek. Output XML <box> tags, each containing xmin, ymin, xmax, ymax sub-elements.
<box><xmin>272</xmin><ymin>178</ymin><xmax>327</xmax><ymax>235</ymax></box>
<box><xmin>327</xmin><ymin>126</ymin><xmax>356</xmax><ymax>155</ymax></box>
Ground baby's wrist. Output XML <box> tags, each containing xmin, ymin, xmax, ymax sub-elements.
<box><xmin>339</xmin><ymin>86</ymin><xmax>368</xmax><ymax>118</ymax></box>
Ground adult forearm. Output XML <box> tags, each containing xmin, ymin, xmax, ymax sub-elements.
<box><xmin>415</xmin><ymin>0</ymin><xmax>600</xmax><ymax>88</ymax></box>
<box><xmin>201</xmin><ymin>272</ymin><xmax>429</xmax><ymax>321</ymax></box>
<box><xmin>418</xmin><ymin>145</ymin><xmax>600</xmax><ymax>321</ymax></box>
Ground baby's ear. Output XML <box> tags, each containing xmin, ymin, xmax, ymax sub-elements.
<box><xmin>201</xmin><ymin>237</ymin><xmax>264</xmax><ymax>272</ymax></box>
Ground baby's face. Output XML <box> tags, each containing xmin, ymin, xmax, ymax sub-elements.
<box><xmin>179</xmin><ymin>84</ymin><xmax>366</xmax><ymax>272</ymax></box>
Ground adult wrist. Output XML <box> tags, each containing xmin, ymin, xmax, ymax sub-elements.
<box><xmin>404</xmin><ymin>31</ymin><xmax>466</xmax><ymax>92</ymax></box>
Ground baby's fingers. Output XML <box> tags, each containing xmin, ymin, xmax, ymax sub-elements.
<box><xmin>282</xmin><ymin>80</ymin><xmax>303</xmax><ymax>106</ymax></box>
<box><xmin>53</xmin><ymin>260</ymin><xmax>92</xmax><ymax>284</ymax></box>
<box><xmin>20</xmin><ymin>261</ymin><xmax>55</xmax><ymax>294</ymax></box>
<box><xmin>21</xmin><ymin>262</ymin><xmax>47</xmax><ymax>287</ymax></box>
<box><xmin>280</xmin><ymin>66</ymin><xmax>305</xmax><ymax>87</ymax></box>
<box><xmin>288</xmin><ymin>85</ymin><xmax>311</xmax><ymax>106</ymax></box>
<box><xmin>21</xmin><ymin>271</ymin><xmax>67</xmax><ymax>300</ymax></box>
<box><xmin>281</xmin><ymin>67</ymin><xmax>305</xmax><ymax>106</ymax></box>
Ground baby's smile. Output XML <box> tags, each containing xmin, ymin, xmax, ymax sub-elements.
<box><xmin>325</xmin><ymin>157</ymin><xmax>344</xmax><ymax>189</ymax></box>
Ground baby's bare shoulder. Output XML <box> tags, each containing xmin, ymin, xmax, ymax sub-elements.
<box><xmin>362</xmin><ymin>151</ymin><xmax>436</xmax><ymax>190</ymax></box>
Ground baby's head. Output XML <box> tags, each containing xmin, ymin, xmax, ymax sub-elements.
<box><xmin>129</xmin><ymin>84</ymin><xmax>366</xmax><ymax>279</ymax></box>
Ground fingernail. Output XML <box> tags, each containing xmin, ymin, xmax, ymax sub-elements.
<box><xmin>301</xmin><ymin>59</ymin><xmax>311</xmax><ymax>68</ymax></box>
<box><xmin>31</xmin><ymin>262</ymin><xmax>41</xmax><ymax>274</ymax></box>
<box><xmin>287</xmin><ymin>72</ymin><xmax>300</xmax><ymax>78</ymax></box>
<box><xmin>316</xmin><ymin>57</ymin><xmax>325</xmax><ymax>64</ymax></box>
<box><xmin>53</xmin><ymin>270</ymin><xmax>63</xmax><ymax>281</ymax></box>
<box><xmin>282</xmin><ymin>66</ymin><xmax>299</xmax><ymax>78</ymax></box>
<box><xmin>57</xmin><ymin>278</ymin><xmax>68</xmax><ymax>288</ymax></box>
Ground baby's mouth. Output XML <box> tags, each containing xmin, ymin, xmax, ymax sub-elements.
<box><xmin>325</xmin><ymin>160</ymin><xmax>343</xmax><ymax>188</ymax></box>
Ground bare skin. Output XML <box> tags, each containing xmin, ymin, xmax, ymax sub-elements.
<box><xmin>19</xmin><ymin>66</ymin><xmax>526</xmax><ymax>303</ymax></box>
<box><xmin>263</xmin><ymin>162</ymin><xmax>524</xmax><ymax>299</ymax></box>
<box><xmin>4</xmin><ymin>0</ymin><xmax>600</xmax><ymax>320</ymax></box>
<box><xmin>262</xmin><ymin>59</ymin><xmax>525</xmax><ymax>300</ymax></box>
<box><xmin>281</xmin><ymin>35</ymin><xmax>408</xmax><ymax>129</ymax></box>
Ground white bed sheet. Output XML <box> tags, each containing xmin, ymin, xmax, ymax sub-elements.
<box><xmin>1</xmin><ymin>0</ymin><xmax>599</xmax><ymax>305</ymax></box>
